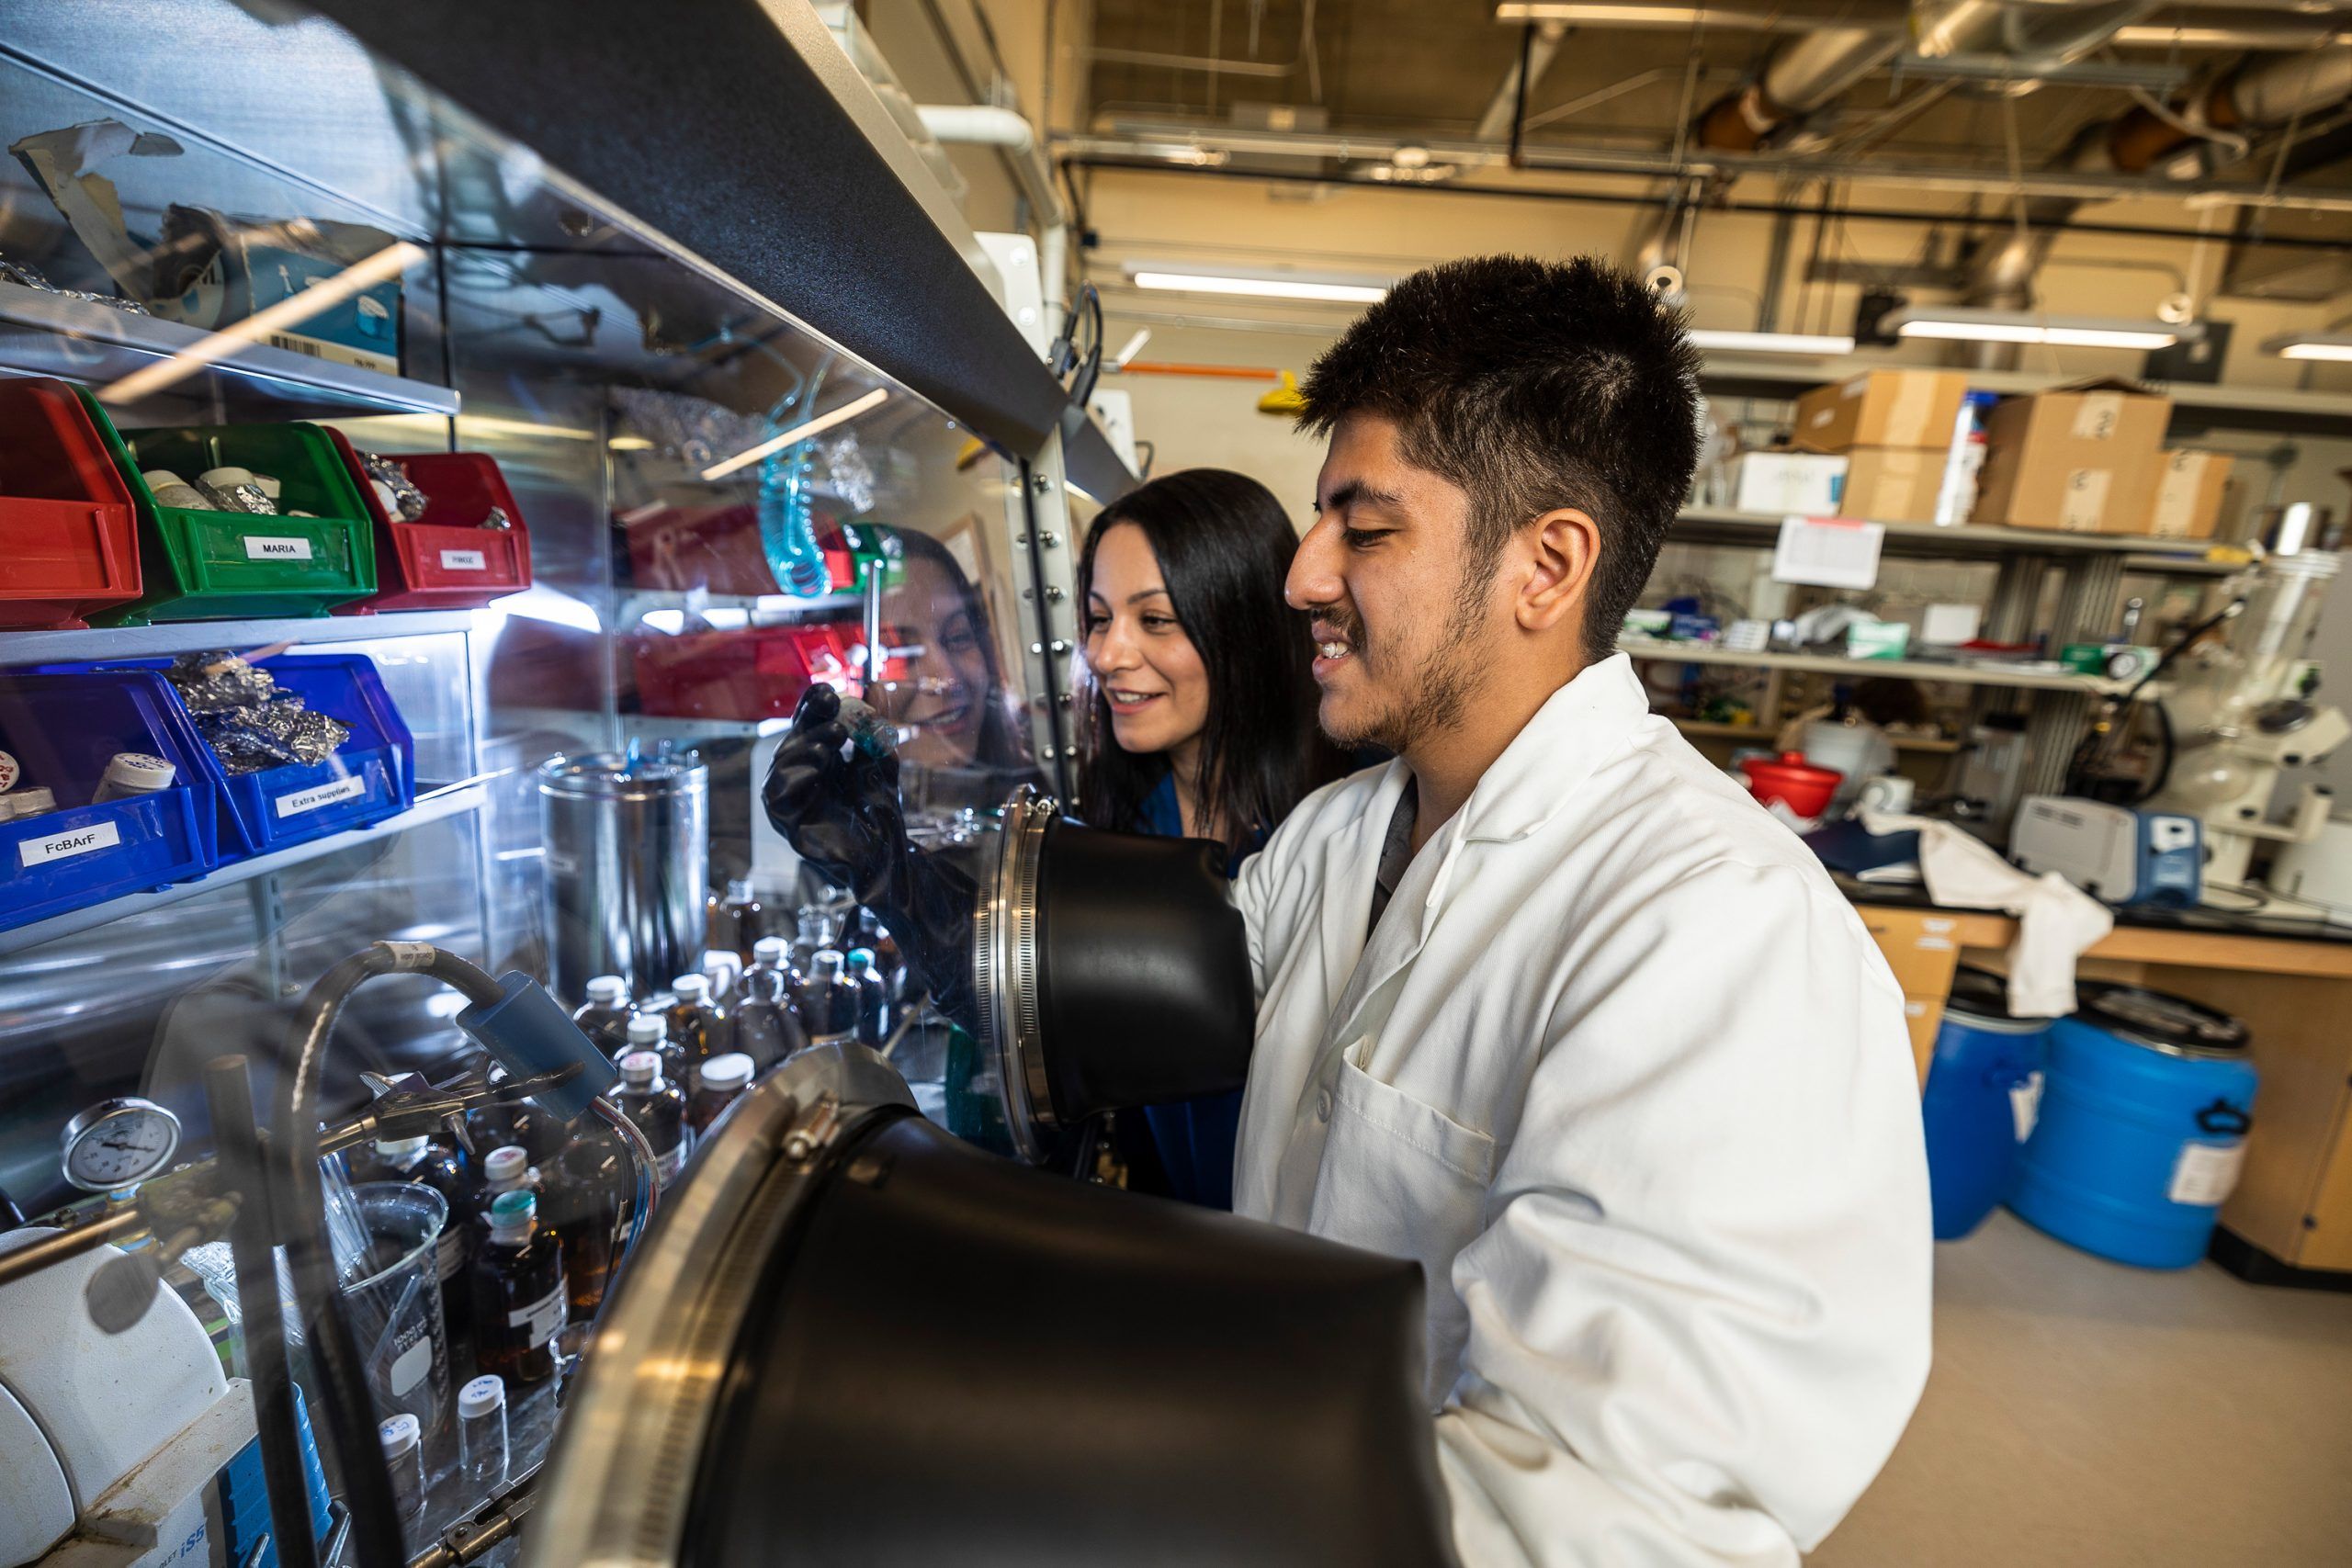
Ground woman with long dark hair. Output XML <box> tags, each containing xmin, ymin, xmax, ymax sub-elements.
<box><xmin>1075</xmin><ymin>468</ymin><xmax>1340</xmax><ymax>1208</ymax></box>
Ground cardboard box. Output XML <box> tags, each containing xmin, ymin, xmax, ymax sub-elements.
<box><xmin>1725</xmin><ymin>450</ymin><xmax>1847</xmax><ymax>514</ymax></box>
<box><xmin>1858</xmin><ymin>908</ymin><xmax>1963</xmax><ymax>997</ymax></box>
<box><xmin>1838</xmin><ymin>446</ymin><xmax>1947</xmax><ymax>523</ymax></box>
<box><xmin>1793</xmin><ymin>370</ymin><xmax>1970</xmax><ymax>454</ymax></box>
<box><xmin>1973</xmin><ymin>378</ymin><xmax>2173</xmax><ymax>533</ymax></box>
<box><xmin>2145</xmin><ymin>449</ymin><xmax>2234</xmax><ymax>539</ymax></box>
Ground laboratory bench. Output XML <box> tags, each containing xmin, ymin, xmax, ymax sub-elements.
<box><xmin>1847</xmin><ymin>883</ymin><xmax>2352</xmax><ymax>1280</ymax></box>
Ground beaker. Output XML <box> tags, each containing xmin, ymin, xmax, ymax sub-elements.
<box><xmin>342</xmin><ymin>1182</ymin><xmax>452</xmax><ymax>1436</ymax></box>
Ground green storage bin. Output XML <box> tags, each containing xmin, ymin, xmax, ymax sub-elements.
<box><xmin>74</xmin><ymin>389</ymin><xmax>377</xmax><ymax>624</ymax></box>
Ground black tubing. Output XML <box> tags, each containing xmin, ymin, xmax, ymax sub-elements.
<box><xmin>206</xmin><ymin>1054</ymin><xmax>320</xmax><ymax>1568</ymax></box>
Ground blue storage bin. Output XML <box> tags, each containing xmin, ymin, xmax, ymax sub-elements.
<box><xmin>0</xmin><ymin>671</ymin><xmax>217</xmax><ymax>931</ymax></box>
<box><xmin>1922</xmin><ymin>966</ymin><xmax>2050</xmax><ymax>1241</ymax></box>
<box><xmin>2009</xmin><ymin>982</ymin><xmax>2256</xmax><ymax>1270</ymax></box>
<box><xmin>47</xmin><ymin>653</ymin><xmax>414</xmax><ymax>862</ymax></box>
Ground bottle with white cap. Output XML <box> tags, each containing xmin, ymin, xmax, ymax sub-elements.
<box><xmin>797</xmin><ymin>950</ymin><xmax>861</xmax><ymax>1048</ymax></box>
<box><xmin>731</xmin><ymin>937</ymin><xmax>805</xmax><ymax>1071</ymax></box>
<box><xmin>457</xmin><ymin>1373</ymin><xmax>509</xmax><ymax>1487</ymax></box>
<box><xmin>570</xmin><ymin>975</ymin><xmax>633</xmax><ymax>1057</ymax></box>
<box><xmin>469</xmin><ymin>1188</ymin><xmax>566</xmax><ymax>1386</ymax></box>
<box><xmin>612</xmin><ymin>1050</ymin><xmax>689</xmax><ymax>1188</ymax></box>
<box><xmin>467</xmin><ymin>1145</ymin><xmax>534</xmax><ymax>1237</ymax></box>
<box><xmin>623</xmin><ymin>1010</ymin><xmax>684</xmax><ymax>1089</ymax></box>
<box><xmin>379</xmin><ymin>1412</ymin><xmax>426</xmax><ymax>1525</ymax></box>
<box><xmin>91</xmin><ymin>751</ymin><xmax>176</xmax><ymax>804</ymax></box>
<box><xmin>6</xmin><ymin>786</ymin><xmax>56</xmax><ymax>822</ymax></box>
<box><xmin>663</xmin><ymin>972</ymin><xmax>730</xmax><ymax>1092</ymax></box>
<box><xmin>686</xmin><ymin>1053</ymin><xmax>754</xmax><ymax>1139</ymax></box>
<box><xmin>345</xmin><ymin>1131</ymin><xmax>472</xmax><ymax>1311</ymax></box>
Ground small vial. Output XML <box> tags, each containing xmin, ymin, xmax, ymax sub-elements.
<box><xmin>379</xmin><ymin>1412</ymin><xmax>425</xmax><ymax>1526</ymax></box>
<box><xmin>686</xmin><ymin>1053</ymin><xmax>753</xmax><ymax>1138</ymax></box>
<box><xmin>458</xmin><ymin>1374</ymin><xmax>509</xmax><ymax>1488</ymax></box>
<box><xmin>91</xmin><ymin>752</ymin><xmax>175</xmax><ymax>803</ymax></box>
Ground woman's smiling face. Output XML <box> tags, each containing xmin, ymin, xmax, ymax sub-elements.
<box><xmin>1080</xmin><ymin>522</ymin><xmax>1210</xmax><ymax>761</ymax></box>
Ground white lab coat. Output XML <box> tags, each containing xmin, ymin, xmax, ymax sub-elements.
<box><xmin>1230</xmin><ymin>653</ymin><xmax>1932</xmax><ymax>1566</ymax></box>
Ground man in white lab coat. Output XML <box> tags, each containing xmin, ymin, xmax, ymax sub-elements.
<box><xmin>1225</xmin><ymin>254</ymin><xmax>1931</xmax><ymax>1564</ymax></box>
<box><xmin>765</xmin><ymin>254</ymin><xmax>1930</xmax><ymax>1565</ymax></box>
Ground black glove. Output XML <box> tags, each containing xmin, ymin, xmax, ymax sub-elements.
<box><xmin>761</xmin><ymin>684</ymin><xmax>978</xmax><ymax>1032</ymax></box>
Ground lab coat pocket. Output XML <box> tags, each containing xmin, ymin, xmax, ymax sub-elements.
<box><xmin>1307</xmin><ymin>1048</ymin><xmax>1496</xmax><ymax>1402</ymax></box>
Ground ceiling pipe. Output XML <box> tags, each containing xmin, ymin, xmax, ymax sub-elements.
<box><xmin>1962</xmin><ymin>42</ymin><xmax>2352</xmax><ymax>355</ymax></box>
<box><xmin>919</xmin><ymin>105</ymin><xmax>1069</xmax><ymax>317</ymax></box>
<box><xmin>1478</xmin><ymin>20</ymin><xmax>1569</xmax><ymax>141</ymax></box>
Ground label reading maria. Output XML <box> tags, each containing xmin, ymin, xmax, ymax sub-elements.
<box><xmin>20</xmin><ymin>819</ymin><xmax>123</xmax><ymax>868</ymax></box>
<box><xmin>275</xmin><ymin>774</ymin><xmax>367</xmax><ymax>818</ymax></box>
<box><xmin>243</xmin><ymin>536</ymin><xmax>316</xmax><ymax>562</ymax></box>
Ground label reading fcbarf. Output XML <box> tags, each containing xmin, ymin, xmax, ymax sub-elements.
<box><xmin>20</xmin><ymin>819</ymin><xmax>123</xmax><ymax>868</ymax></box>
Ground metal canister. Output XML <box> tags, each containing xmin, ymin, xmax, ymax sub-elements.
<box><xmin>538</xmin><ymin>751</ymin><xmax>708</xmax><ymax>1005</ymax></box>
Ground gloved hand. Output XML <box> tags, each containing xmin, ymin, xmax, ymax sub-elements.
<box><xmin>761</xmin><ymin>684</ymin><xmax>978</xmax><ymax>1032</ymax></box>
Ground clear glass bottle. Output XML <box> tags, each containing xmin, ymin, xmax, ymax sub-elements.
<box><xmin>379</xmin><ymin>1412</ymin><xmax>426</xmax><ymax>1527</ymax></box>
<box><xmin>686</xmin><ymin>1053</ymin><xmax>754</xmax><ymax>1138</ymax></box>
<box><xmin>622</xmin><ymin>1011</ymin><xmax>684</xmax><ymax>1091</ymax></box>
<box><xmin>613</xmin><ymin>1049</ymin><xmax>690</xmax><ymax>1189</ymax></box>
<box><xmin>700</xmin><ymin>950</ymin><xmax>741</xmax><ymax>1005</ymax></box>
<box><xmin>721</xmin><ymin>876</ymin><xmax>768</xmax><ymax>959</ymax></box>
<box><xmin>846</xmin><ymin>947</ymin><xmax>888</xmax><ymax>1047</ymax></box>
<box><xmin>470</xmin><ymin>1189</ymin><xmax>567</xmax><ymax>1387</ymax></box>
<box><xmin>664</xmin><ymin>973</ymin><xmax>731</xmax><ymax>1089</ymax></box>
<box><xmin>797</xmin><ymin>950</ymin><xmax>862</xmax><ymax>1047</ymax></box>
<box><xmin>732</xmin><ymin>936</ymin><xmax>807</xmax><ymax>1071</ymax></box>
<box><xmin>787</xmin><ymin>905</ymin><xmax>835</xmax><ymax>974</ymax></box>
<box><xmin>551</xmin><ymin>1117</ymin><xmax>623</xmax><ymax>1324</ymax></box>
<box><xmin>458</xmin><ymin>1373</ymin><xmax>508</xmax><ymax>1489</ymax></box>
<box><xmin>571</xmin><ymin>975</ymin><xmax>634</xmax><ymax>1056</ymax></box>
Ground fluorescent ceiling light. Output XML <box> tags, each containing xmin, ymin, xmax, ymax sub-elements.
<box><xmin>1687</xmin><ymin>329</ymin><xmax>1856</xmax><ymax>355</ymax></box>
<box><xmin>1883</xmin><ymin>305</ymin><xmax>2193</xmax><ymax>351</ymax></box>
<box><xmin>700</xmin><ymin>386</ymin><xmax>891</xmax><ymax>481</ymax></box>
<box><xmin>1496</xmin><ymin>4</ymin><xmax>1766</xmax><ymax>26</ymax></box>
<box><xmin>1123</xmin><ymin>261</ymin><xmax>1392</xmax><ymax>304</ymax></box>
<box><xmin>1110</xmin><ymin>328</ymin><xmax>1152</xmax><ymax>368</ymax></box>
<box><xmin>2264</xmin><ymin>332</ymin><xmax>2352</xmax><ymax>362</ymax></box>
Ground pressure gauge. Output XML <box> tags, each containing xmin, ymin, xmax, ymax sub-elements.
<box><xmin>61</xmin><ymin>1098</ymin><xmax>183</xmax><ymax>1193</ymax></box>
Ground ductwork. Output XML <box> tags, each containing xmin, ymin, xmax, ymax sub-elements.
<box><xmin>918</xmin><ymin>105</ymin><xmax>1070</xmax><ymax>318</ymax></box>
<box><xmin>1962</xmin><ymin>42</ymin><xmax>2352</xmax><ymax>361</ymax></box>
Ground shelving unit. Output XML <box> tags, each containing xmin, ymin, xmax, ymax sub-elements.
<box><xmin>1669</xmin><ymin>716</ymin><xmax>1962</xmax><ymax>753</ymax></box>
<box><xmin>1670</xmin><ymin>506</ymin><xmax>2236</xmax><ymax>576</ymax></box>
<box><xmin>0</xmin><ymin>781</ymin><xmax>488</xmax><ymax>956</ymax></box>
<box><xmin>0</xmin><ymin>609</ymin><xmax>478</xmax><ymax>665</ymax></box>
<box><xmin>497</xmin><ymin>705</ymin><xmax>792</xmax><ymax>744</ymax></box>
<box><xmin>0</xmin><ymin>281</ymin><xmax>461</xmax><ymax>423</ymax></box>
<box><xmin>1623</xmin><ymin>637</ymin><xmax>2130</xmax><ymax>695</ymax></box>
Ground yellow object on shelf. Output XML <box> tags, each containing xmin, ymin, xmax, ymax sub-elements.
<box><xmin>1257</xmin><ymin>370</ymin><xmax>1306</xmax><ymax>416</ymax></box>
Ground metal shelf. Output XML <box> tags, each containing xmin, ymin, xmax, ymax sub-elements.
<box><xmin>616</xmin><ymin>589</ymin><xmax>862</xmax><ymax>626</ymax></box>
<box><xmin>495</xmin><ymin>707</ymin><xmax>791</xmax><ymax>743</ymax></box>
<box><xmin>0</xmin><ymin>281</ymin><xmax>460</xmax><ymax>422</ymax></box>
<box><xmin>1623</xmin><ymin>637</ymin><xmax>2129</xmax><ymax>695</ymax></box>
<box><xmin>1672</xmin><ymin>506</ymin><xmax>2233</xmax><ymax>571</ymax></box>
<box><xmin>0</xmin><ymin>782</ymin><xmax>490</xmax><ymax>956</ymax></box>
<box><xmin>1696</xmin><ymin>353</ymin><xmax>2352</xmax><ymax>437</ymax></box>
<box><xmin>1669</xmin><ymin>717</ymin><xmax>1962</xmax><ymax>752</ymax></box>
<box><xmin>0</xmin><ymin>610</ymin><xmax>479</xmax><ymax>668</ymax></box>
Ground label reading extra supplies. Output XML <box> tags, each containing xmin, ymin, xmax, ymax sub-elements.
<box><xmin>439</xmin><ymin>548</ymin><xmax>488</xmax><ymax>571</ymax></box>
<box><xmin>21</xmin><ymin>820</ymin><xmax>121</xmax><ymax>867</ymax></box>
<box><xmin>243</xmin><ymin>536</ymin><xmax>315</xmax><ymax>561</ymax></box>
<box><xmin>275</xmin><ymin>775</ymin><xmax>367</xmax><ymax>818</ymax></box>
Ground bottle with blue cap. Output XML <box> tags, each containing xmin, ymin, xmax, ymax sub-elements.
<box><xmin>469</xmin><ymin>1187</ymin><xmax>567</xmax><ymax>1386</ymax></box>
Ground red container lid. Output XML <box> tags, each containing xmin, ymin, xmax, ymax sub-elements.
<box><xmin>1738</xmin><ymin>750</ymin><xmax>1844</xmax><ymax>818</ymax></box>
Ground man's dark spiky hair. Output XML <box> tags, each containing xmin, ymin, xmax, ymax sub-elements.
<box><xmin>1298</xmin><ymin>254</ymin><xmax>1702</xmax><ymax>662</ymax></box>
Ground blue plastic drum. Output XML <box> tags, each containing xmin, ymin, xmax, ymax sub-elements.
<box><xmin>2008</xmin><ymin>982</ymin><xmax>2256</xmax><ymax>1269</ymax></box>
<box><xmin>1922</xmin><ymin>967</ymin><xmax>2050</xmax><ymax>1240</ymax></box>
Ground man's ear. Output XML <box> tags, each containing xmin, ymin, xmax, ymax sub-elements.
<box><xmin>1516</xmin><ymin>507</ymin><xmax>1600</xmax><ymax>636</ymax></box>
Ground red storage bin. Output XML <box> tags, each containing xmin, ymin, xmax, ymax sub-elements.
<box><xmin>617</xmin><ymin>502</ymin><xmax>854</xmax><ymax>597</ymax></box>
<box><xmin>326</xmin><ymin>430</ymin><xmax>533</xmax><ymax>612</ymax></box>
<box><xmin>0</xmin><ymin>376</ymin><xmax>142</xmax><ymax>629</ymax></box>
<box><xmin>632</xmin><ymin>623</ymin><xmax>903</xmax><ymax>721</ymax></box>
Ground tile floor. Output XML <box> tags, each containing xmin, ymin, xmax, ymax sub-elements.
<box><xmin>1809</xmin><ymin>1212</ymin><xmax>2352</xmax><ymax>1566</ymax></box>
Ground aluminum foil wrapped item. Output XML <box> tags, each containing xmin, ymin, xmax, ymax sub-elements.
<box><xmin>356</xmin><ymin>449</ymin><xmax>430</xmax><ymax>522</ymax></box>
<box><xmin>166</xmin><ymin>650</ymin><xmax>351</xmax><ymax>773</ymax></box>
<box><xmin>0</xmin><ymin>253</ymin><xmax>152</xmax><ymax>313</ymax></box>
